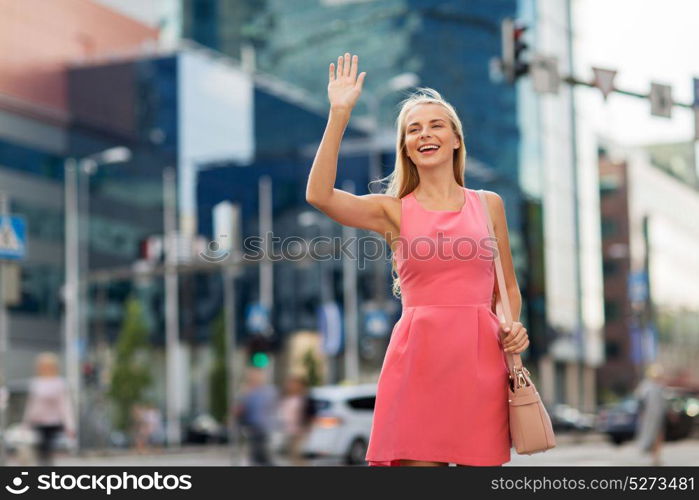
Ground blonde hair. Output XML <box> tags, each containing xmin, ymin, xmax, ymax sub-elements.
<box><xmin>35</xmin><ymin>352</ymin><xmax>60</xmax><ymax>377</ymax></box>
<box><xmin>370</xmin><ymin>87</ymin><xmax>468</xmax><ymax>298</ymax></box>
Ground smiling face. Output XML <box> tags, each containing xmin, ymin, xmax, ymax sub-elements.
<box><xmin>403</xmin><ymin>103</ymin><xmax>461</xmax><ymax>169</ymax></box>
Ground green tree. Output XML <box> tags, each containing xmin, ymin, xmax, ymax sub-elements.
<box><xmin>209</xmin><ymin>310</ymin><xmax>228</xmax><ymax>424</ymax></box>
<box><xmin>108</xmin><ymin>295</ymin><xmax>152</xmax><ymax>433</ymax></box>
<box><xmin>302</xmin><ymin>348</ymin><xmax>322</xmax><ymax>387</ymax></box>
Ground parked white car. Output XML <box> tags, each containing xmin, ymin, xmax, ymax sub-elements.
<box><xmin>303</xmin><ymin>383</ymin><xmax>376</xmax><ymax>465</ymax></box>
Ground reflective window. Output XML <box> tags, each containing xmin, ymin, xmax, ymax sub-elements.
<box><xmin>0</xmin><ymin>139</ymin><xmax>64</xmax><ymax>180</ymax></box>
<box><xmin>11</xmin><ymin>200</ymin><xmax>63</xmax><ymax>243</ymax></box>
<box><xmin>10</xmin><ymin>263</ymin><xmax>63</xmax><ymax>318</ymax></box>
<box><xmin>346</xmin><ymin>397</ymin><xmax>376</xmax><ymax>411</ymax></box>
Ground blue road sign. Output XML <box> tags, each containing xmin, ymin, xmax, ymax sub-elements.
<box><xmin>364</xmin><ymin>309</ymin><xmax>390</xmax><ymax>338</ymax></box>
<box><xmin>628</xmin><ymin>271</ymin><xmax>648</xmax><ymax>304</ymax></box>
<box><xmin>245</xmin><ymin>302</ymin><xmax>270</xmax><ymax>335</ymax></box>
<box><xmin>629</xmin><ymin>319</ymin><xmax>643</xmax><ymax>365</ymax></box>
<box><xmin>0</xmin><ymin>215</ymin><xmax>26</xmax><ymax>260</ymax></box>
<box><xmin>318</xmin><ymin>301</ymin><xmax>343</xmax><ymax>356</ymax></box>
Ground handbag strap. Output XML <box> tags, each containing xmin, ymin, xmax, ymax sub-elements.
<box><xmin>477</xmin><ymin>189</ymin><xmax>522</xmax><ymax>373</ymax></box>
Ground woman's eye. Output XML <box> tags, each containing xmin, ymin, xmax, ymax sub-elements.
<box><xmin>409</xmin><ymin>125</ymin><xmax>441</xmax><ymax>133</ymax></box>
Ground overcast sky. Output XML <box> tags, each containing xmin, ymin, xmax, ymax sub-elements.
<box><xmin>573</xmin><ymin>0</ymin><xmax>699</xmax><ymax>145</ymax></box>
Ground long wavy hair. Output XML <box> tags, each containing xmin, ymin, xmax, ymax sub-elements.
<box><xmin>370</xmin><ymin>87</ymin><xmax>468</xmax><ymax>299</ymax></box>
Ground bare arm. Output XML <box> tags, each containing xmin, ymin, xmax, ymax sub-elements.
<box><xmin>485</xmin><ymin>190</ymin><xmax>530</xmax><ymax>354</ymax></box>
<box><xmin>305</xmin><ymin>53</ymin><xmax>392</xmax><ymax>236</ymax></box>
<box><xmin>306</xmin><ymin>107</ymin><xmax>391</xmax><ymax>234</ymax></box>
<box><xmin>485</xmin><ymin>191</ymin><xmax>522</xmax><ymax>322</ymax></box>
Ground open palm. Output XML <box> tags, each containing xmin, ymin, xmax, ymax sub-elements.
<box><xmin>328</xmin><ymin>52</ymin><xmax>366</xmax><ymax>111</ymax></box>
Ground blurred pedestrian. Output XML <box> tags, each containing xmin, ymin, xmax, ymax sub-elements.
<box><xmin>634</xmin><ymin>362</ymin><xmax>667</xmax><ymax>466</ymax></box>
<box><xmin>132</xmin><ymin>401</ymin><xmax>162</xmax><ymax>453</ymax></box>
<box><xmin>21</xmin><ymin>352</ymin><xmax>76</xmax><ymax>466</ymax></box>
<box><xmin>278</xmin><ymin>374</ymin><xmax>311</xmax><ymax>465</ymax></box>
<box><xmin>145</xmin><ymin>402</ymin><xmax>164</xmax><ymax>449</ymax></box>
<box><xmin>234</xmin><ymin>367</ymin><xmax>278</xmax><ymax>466</ymax></box>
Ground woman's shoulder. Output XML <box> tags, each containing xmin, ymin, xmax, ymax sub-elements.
<box><xmin>476</xmin><ymin>189</ymin><xmax>503</xmax><ymax>203</ymax></box>
<box><xmin>478</xmin><ymin>190</ymin><xmax>505</xmax><ymax>213</ymax></box>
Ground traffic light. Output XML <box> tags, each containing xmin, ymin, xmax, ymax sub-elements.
<box><xmin>246</xmin><ymin>334</ymin><xmax>271</xmax><ymax>368</ymax></box>
<box><xmin>501</xmin><ymin>18</ymin><xmax>529</xmax><ymax>84</ymax></box>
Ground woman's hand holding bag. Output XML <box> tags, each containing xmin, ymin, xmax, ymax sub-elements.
<box><xmin>478</xmin><ymin>190</ymin><xmax>556</xmax><ymax>455</ymax></box>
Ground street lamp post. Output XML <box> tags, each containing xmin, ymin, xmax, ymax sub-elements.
<box><xmin>341</xmin><ymin>180</ymin><xmax>359</xmax><ymax>383</ymax></box>
<box><xmin>162</xmin><ymin>167</ymin><xmax>181</xmax><ymax>448</ymax></box>
<box><xmin>64</xmin><ymin>147</ymin><xmax>131</xmax><ymax>452</ymax></box>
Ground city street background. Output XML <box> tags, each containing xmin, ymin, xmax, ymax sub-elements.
<box><xmin>0</xmin><ymin>0</ymin><xmax>698</xmax><ymax>467</ymax></box>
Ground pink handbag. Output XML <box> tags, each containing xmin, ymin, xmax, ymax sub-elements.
<box><xmin>477</xmin><ymin>190</ymin><xmax>556</xmax><ymax>455</ymax></box>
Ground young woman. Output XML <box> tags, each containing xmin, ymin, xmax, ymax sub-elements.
<box><xmin>21</xmin><ymin>352</ymin><xmax>76</xmax><ymax>466</ymax></box>
<box><xmin>306</xmin><ymin>52</ymin><xmax>529</xmax><ymax>467</ymax></box>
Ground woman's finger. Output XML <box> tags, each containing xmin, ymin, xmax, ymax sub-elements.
<box><xmin>509</xmin><ymin>328</ymin><xmax>527</xmax><ymax>345</ymax></box>
<box><xmin>503</xmin><ymin>325</ymin><xmax>527</xmax><ymax>349</ymax></box>
<box><xmin>501</xmin><ymin>324</ymin><xmax>518</xmax><ymax>342</ymax></box>
<box><xmin>509</xmin><ymin>335</ymin><xmax>527</xmax><ymax>350</ymax></box>
<box><xmin>504</xmin><ymin>336</ymin><xmax>522</xmax><ymax>350</ymax></box>
<box><xmin>343</xmin><ymin>52</ymin><xmax>351</xmax><ymax>76</ymax></box>
<box><xmin>329</xmin><ymin>63</ymin><xmax>335</xmax><ymax>82</ymax></box>
<box><xmin>513</xmin><ymin>339</ymin><xmax>530</xmax><ymax>354</ymax></box>
<box><xmin>337</xmin><ymin>55</ymin><xmax>343</xmax><ymax>78</ymax></box>
<box><xmin>349</xmin><ymin>54</ymin><xmax>358</xmax><ymax>80</ymax></box>
<box><xmin>356</xmin><ymin>72</ymin><xmax>366</xmax><ymax>91</ymax></box>
<box><xmin>506</xmin><ymin>334</ymin><xmax>529</xmax><ymax>352</ymax></box>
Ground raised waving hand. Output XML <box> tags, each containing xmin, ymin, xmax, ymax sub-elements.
<box><xmin>307</xmin><ymin>52</ymin><xmax>393</xmax><ymax>239</ymax></box>
<box><xmin>328</xmin><ymin>52</ymin><xmax>366</xmax><ymax>111</ymax></box>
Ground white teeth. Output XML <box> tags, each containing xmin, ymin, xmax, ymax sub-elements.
<box><xmin>419</xmin><ymin>145</ymin><xmax>439</xmax><ymax>152</ymax></box>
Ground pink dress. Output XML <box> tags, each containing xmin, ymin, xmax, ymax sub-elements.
<box><xmin>365</xmin><ymin>186</ymin><xmax>511</xmax><ymax>466</ymax></box>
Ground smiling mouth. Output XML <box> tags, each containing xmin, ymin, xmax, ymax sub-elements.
<box><xmin>418</xmin><ymin>146</ymin><xmax>440</xmax><ymax>155</ymax></box>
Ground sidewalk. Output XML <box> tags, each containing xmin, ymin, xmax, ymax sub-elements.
<box><xmin>5</xmin><ymin>443</ymin><xmax>241</xmax><ymax>467</ymax></box>
<box><xmin>7</xmin><ymin>433</ymin><xmax>695</xmax><ymax>467</ymax></box>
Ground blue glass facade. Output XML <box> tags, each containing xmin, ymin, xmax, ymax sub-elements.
<box><xmin>64</xmin><ymin>57</ymin><xmax>183</xmax><ymax>347</ymax></box>
<box><xmin>197</xmin><ymin>84</ymin><xmax>379</xmax><ymax>337</ymax></box>
<box><xmin>0</xmin><ymin>138</ymin><xmax>64</xmax><ymax>180</ymax></box>
<box><xmin>0</xmin><ymin>139</ymin><xmax>65</xmax><ymax>325</ymax></box>
<box><xmin>0</xmin><ymin>55</ymin><xmax>182</xmax><ymax>352</ymax></box>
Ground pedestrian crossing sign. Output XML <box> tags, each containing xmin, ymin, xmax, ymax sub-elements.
<box><xmin>0</xmin><ymin>215</ymin><xmax>26</xmax><ymax>260</ymax></box>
